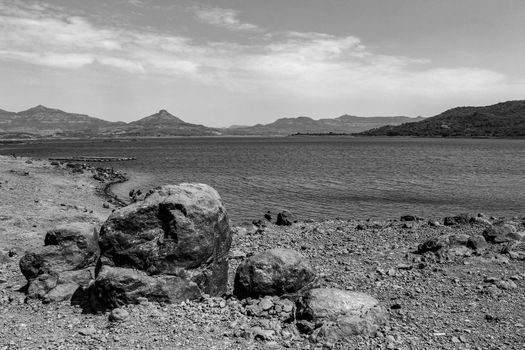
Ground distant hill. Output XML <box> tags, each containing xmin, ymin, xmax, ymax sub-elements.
<box><xmin>111</xmin><ymin>109</ymin><xmax>219</xmax><ymax>136</ymax></box>
<box><xmin>358</xmin><ymin>100</ymin><xmax>525</xmax><ymax>137</ymax></box>
<box><xmin>0</xmin><ymin>106</ymin><xmax>218</xmax><ymax>138</ymax></box>
<box><xmin>222</xmin><ymin>115</ymin><xmax>423</xmax><ymax>135</ymax></box>
<box><xmin>0</xmin><ymin>105</ymin><xmax>122</xmax><ymax>137</ymax></box>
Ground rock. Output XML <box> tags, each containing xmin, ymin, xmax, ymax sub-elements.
<box><xmin>233</xmin><ymin>248</ymin><xmax>315</xmax><ymax>299</ymax></box>
<box><xmin>428</xmin><ymin>220</ymin><xmax>442</xmax><ymax>227</ymax></box>
<box><xmin>275</xmin><ymin>211</ymin><xmax>295</xmax><ymax>226</ymax></box>
<box><xmin>94</xmin><ymin>183</ymin><xmax>232</xmax><ymax>309</ymax></box>
<box><xmin>264</xmin><ymin>211</ymin><xmax>272</xmax><ymax>222</ymax></box>
<box><xmin>247</xmin><ymin>326</ymin><xmax>275</xmax><ymax>341</ymax></box>
<box><xmin>19</xmin><ymin>222</ymin><xmax>99</xmax><ymax>302</ymax></box>
<box><xmin>259</xmin><ymin>296</ymin><xmax>274</xmax><ymax>311</ymax></box>
<box><xmin>109</xmin><ymin>308</ymin><xmax>130</xmax><ymax>322</ymax></box>
<box><xmin>417</xmin><ymin>236</ymin><xmax>447</xmax><ymax>254</ymax></box>
<box><xmin>417</xmin><ymin>234</ymin><xmax>470</xmax><ymax>254</ymax></box>
<box><xmin>90</xmin><ymin>266</ymin><xmax>201</xmax><ymax>310</ymax></box>
<box><xmin>78</xmin><ymin>326</ymin><xmax>96</xmax><ymax>336</ymax></box>
<box><xmin>483</xmin><ymin>222</ymin><xmax>522</xmax><ymax>243</ymax></box>
<box><xmin>467</xmin><ymin>235</ymin><xmax>488</xmax><ymax>250</ymax></box>
<box><xmin>235</xmin><ymin>222</ymin><xmax>259</xmax><ymax>235</ymax></box>
<box><xmin>496</xmin><ymin>280</ymin><xmax>517</xmax><ymax>290</ymax></box>
<box><xmin>400</xmin><ymin>215</ymin><xmax>417</xmax><ymax>222</ymax></box>
<box><xmin>443</xmin><ymin>213</ymin><xmax>471</xmax><ymax>226</ymax></box>
<box><xmin>297</xmin><ymin>288</ymin><xmax>388</xmax><ymax>341</ymax></box>
<box><xmin>470</xmin><ymin>216</ymin><xmax>492</xmax><ymax>226</ymax></box>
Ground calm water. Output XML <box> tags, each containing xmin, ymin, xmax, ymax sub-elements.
<box><xmin>2</xmin><ymin>137</ymin><xmax>524</xmax><ymax>223</ymax></box>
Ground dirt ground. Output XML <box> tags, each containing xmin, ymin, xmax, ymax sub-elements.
<box><xmin>0</xmin><ymin>155</ymin><xmax>524</xmax><ymax>349</ymax></box>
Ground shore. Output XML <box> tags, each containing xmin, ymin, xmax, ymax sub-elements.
<box><xmin>0</xmin><ymin>155</ymin><xmax>524</xmax><ymax>349</ymax></box>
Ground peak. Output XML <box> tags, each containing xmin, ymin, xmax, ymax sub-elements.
<box><xmin>155</xmin><ymin>109</ymin><xmax>177</xmax><ymax>118</ymax></box>
<box><xmin>32</xmin><ymin>105</ymin><xmax>50</xmax><ymax>110</ymax></box>
<box><xmin>20</xmin><ymin>105</ymin><xmax>58</xmax><ymax>113</ymax></box>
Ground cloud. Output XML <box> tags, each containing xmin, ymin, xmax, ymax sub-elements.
<box><xmin>0</xmin><ymin>0</ymin><xmax>522</xmax><ymax>107</ymax></box>
<box><xmin>192</xmin><ymin>7</ymin><xmax>260</xmax><ymax>32</ymax></box>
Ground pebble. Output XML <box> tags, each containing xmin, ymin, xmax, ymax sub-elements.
<box><xmin>109</xmin><ymin>308</ymin><xmax>130</xmax><ymax>322</ymax></box>
<box><xmin>78</xmin><ymin>326</ymin><xmax>97</xmax><ymax>336</ymax></box>
<box><xmin>259</xmin><ymin>298</ymin><xmax>274</xmax><ymax>311</ymax></box>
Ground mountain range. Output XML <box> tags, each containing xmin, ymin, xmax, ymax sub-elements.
<box><xmin>0</xmin><ymin>107</ymin><xmax>218</xmax><ymax>138</ymax></box>
<box><xmin>0</xmin><ymin>105</ymin><xmax>421</xmax><ymax>138</ymax></box>
<box><xmin>358</xmin><ymin>100</ymin><xmax>525</xmax><ymax>137</ymax></box>
<box><xmin>1</xmin><ymin>100</ymin><xmax>524</xmax><ymax>139</ymax></box>
<box><xmin>222</xmin><ymin>115</ymin><xmax>423</xmax><ymax>135</ymax></box>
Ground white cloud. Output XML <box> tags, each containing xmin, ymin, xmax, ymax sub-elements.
<box><xmin>0</xmin><ymin>0</ymin><xmax>522</xmax><ymax>106</ymax></box>
<box><xmin>192</xmin><ymin>7</ymin><xmax>260</xmax><ymax>32</ymax></box>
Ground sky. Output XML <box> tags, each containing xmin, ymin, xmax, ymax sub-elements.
<box><xmin>0</xmin><ymin>0</ymin><xmax>524</xmax><ymax>127</ymax></box>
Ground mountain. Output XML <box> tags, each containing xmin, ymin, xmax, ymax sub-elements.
<box><xmin>110</xmin><ymin>109</ymin><xmax>219</xmax><ymax>136</ymax></box>
<box><xmin>358</xmin><ymin>100</ymin><xmax>525</xmax><ymax>137</ymax></box>
<box><xmin>0</xmin><ymin>105</ymin><xmax>123</xmax><ymax>137</ymax></box>
<box><xmin>222</xmin><ymin>115</ymin><xmax>423</xmax><ymax>135</ymax></box>
<box><xmin>0</xmin><ymin>106</ymin><xmax>218</xmax><ymax>138</ymax></box>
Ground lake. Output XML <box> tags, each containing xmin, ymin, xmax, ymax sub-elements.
<box><xmin>1</xmin><ymin>137</ymin><xmax>524</xmax><ymax>223</ymax></box>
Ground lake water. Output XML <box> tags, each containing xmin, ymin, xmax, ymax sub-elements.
<box><xmin>1</xmin><ymin>137</ymin><xmax>524</xmax><ymax>223</ymax></box>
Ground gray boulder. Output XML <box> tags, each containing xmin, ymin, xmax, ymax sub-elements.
<box><xmin>417</xmin><ymin>233</ymin><xmax>482</xmax><ymax>258</ymax></box>
<box><xmin>297</xmin><ymin>288</ymin><xmax>388</xmax><ymax>341</ymax></box>
<box><xmin>275</xmin><ymin>210</ymin><xmax>296</xmax><ymax>226</ymax></box>
<box><xmin>94</xmin><ymin>183</ymin><xmax>232</xmax><ymax>308</ymax></box>
<box><xmin>467</xmin><ymin>235</ymin><xmax>488</xmax><ymax>250</ymax></box>
<box><xmin>19</xmin><ymin>222</ymin><xmax>99</xmax><ymax>302</ymax></box>
<box><xmin>233</xmin><ymin>248</ymin><xmax>315</xmax><ymax>299</ymax></box>
<box><xmin>483</xmin><ymin>222</ymin><xmax>523</xmax><ymax>243</ymax></box>
<box><xmin>90</xmin><ymin>266</ymin><xmax>201</xmax><ymax>310</ymax></box>
<box><xmin>443</xmin><ymin>213</ymin><xmax>471</xmax><ymax>226</ymax></box>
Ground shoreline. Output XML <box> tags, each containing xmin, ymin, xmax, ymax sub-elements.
<box><xmin>1</xmin><ymin>154</ymin><xmax>524</xmax><ymax>349</ymax></box>
<box><xmin>99</xmin><ymin>173</ymin><xmax>129</xmax><ymax>208</ymax></box>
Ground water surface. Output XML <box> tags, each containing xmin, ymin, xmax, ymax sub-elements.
<box><xmin>2</xmin><ymin>137</ymin><xmax>524</xmax><ymax>223</ymax></box>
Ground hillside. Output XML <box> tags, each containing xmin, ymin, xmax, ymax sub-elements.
<box><xmin>110</xmin><ymin>109</ymin><xmax>219</xmax><ymax>136</ymax></box>
<box><xmin>358</xmin><ymin>100</ymin><xmax>525</xmax><ymax>137</ymax></box>
<box><xmin>223</xmin><ymin>115</ymin><xmax>423</xmax><ymax>135</ymax></box>
<box><xmin>0</xmin><ymin>105</ymin><xmax>122</xmax><ymax>137</ymax></box>
<box><xmin>0</xmin><ymin>107</ymin><xmax>218</xmax><ymax>138</ymax></box>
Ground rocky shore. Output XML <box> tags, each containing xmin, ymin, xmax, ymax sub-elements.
<box><xmin>0</xmin><ymin>155</ymin><xmax>524</xmax><ymax>350</ymax></box>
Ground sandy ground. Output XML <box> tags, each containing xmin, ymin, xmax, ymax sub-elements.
<box><xmin>0</xmin><ymin>155</ymin><xmax>524</xmax><ymax>350</ymax></box>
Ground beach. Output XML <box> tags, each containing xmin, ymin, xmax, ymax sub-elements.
<box><xmin>1</xmin><ymin>155</ymin><xmax>524</xmax><ymax>349</ymax></box>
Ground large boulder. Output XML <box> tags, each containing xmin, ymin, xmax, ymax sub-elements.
<box><xmin>89</xmin><ymin>266</ymin><xmax>201</xmax><ymax>310</ymax></box>
<box><xmin>233</xmin><ymin>248</ymin><xmax>315</xmax><ymax>299</ymax></box>
<box><xmin>417</xmin><ymin>234</ymin><xmax>470</xmax><ymax>254</ymax></box>
<box><xmin>297</xmin><ymin>288</ymin><xmax>388</xmax><ymax>342</ymax></box>
<box><xmin>483</xmin><ymin>222</ymin><xmax>523</xmax><ymax>243</ymax></box>
<box><xmin>417</xmin><ymin>233</ymin><xmax>483</xmax><ymax>258</ymax></box>
<box><xmin>443</xmin><ymin>213</ymin><xmax>471</xmax><ymax>226</ymax></box>
<box><xmin>275</xmin><ymin>210</ymin><xmax>296</xmax><ymax>226</ymax></box>
<box><xmin>93</xmin><ymin>183</ymin><xmax>232</xmax><ymax>309</ymax></box>
<box><xmin>19</xmin><ymin>222</ymin><xmax>99</xmax><ymax>302</ymax></box>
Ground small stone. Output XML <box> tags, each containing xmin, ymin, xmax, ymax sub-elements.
<box><xmin>451</xmin><ymin>336</ymin><xmax>460</xmax><ymax>343</ymax></box>
<box><xmin>496</xmin><ymin>280</ymin><xmax>517</xmax><ymax>290</ymax></box>
<box><xmin>259</xmin><ymin>297</ymin><xmax>274</xmax><ymax>311</ymax></box>
<box><xmin>78</xmin><ymin>326</ymin><xmax>97</xmax><ymax>336</ymax></box>
<box><xmin>109</xmin><ymin>308</ymin><xmax>129</xmax><ymax>322</ymax></box>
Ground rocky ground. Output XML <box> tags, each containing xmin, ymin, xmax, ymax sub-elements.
<box><xmin>1</xmin><ymin>155</ymin><xmax>524</xmax><ymax>349</ymax></box>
